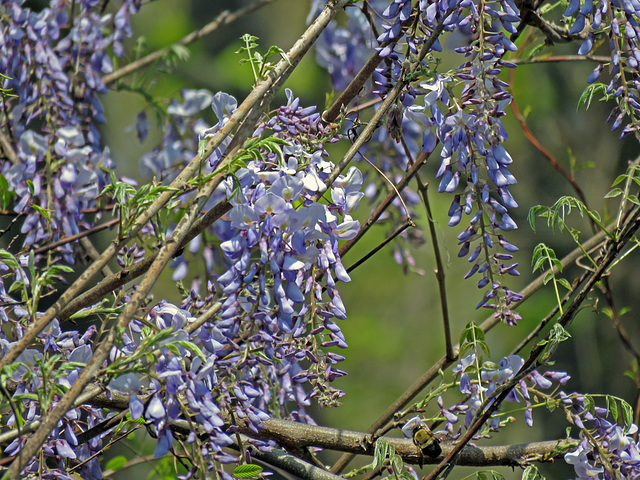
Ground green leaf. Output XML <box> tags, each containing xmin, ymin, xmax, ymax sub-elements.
<box><xmin>374</xmin><ymin>438</ymin><xmax>392</xmax><ymax>469</ymax></box>
<box><xmin>543</xmin><ymin>271</ymin><xmax>554</xmax><ymax>285</ymax></box>
<box><xmin>557</xmin><ymin>278</ymin><xmax>572</xmax><ymax>290</ymax></box>
<box><xmin>175</xmin><ymin>341</ymin><xmax>207</xmax><ymax>361</ymax></box>
<box><xmin>390</xmin><ymin>453</ymin><xmax>403</xmax><ymax>475</ymax></box>
<box><xmin>621</xmin><ymin>399</ymin><xmax>634</xmax><ymax>430</ymax></box>
<box><xmin>612</xmin><ymin>174</ymin><xmax>628</xmax><ymax>186</ymax></box>
<box><xmin>233</xmin><ymin>464</ymin><xmax>264</xmax><ymax>478</ymax></box>
<box><xmin>169</xmin><ymin>44</ymin><xmax>190</xmax><ymax>62</ymax></box>
<box><xmin>546</xmin><ymin>397</ymin><xmax>557</xmax><ymax>413</ymax></box>
<box><xmin>583</xmin><ymin>395</ymin><xmax>594</xmax><ymax>415</ymax></box>
<box><xmin>59</xmin><ymin>361</ymin><xmax>90</xmax><ymax>370</ymax></box>
<box><xmin>125</xmin><ymin>412</ymin><xmax>147</xmax><ymax>424</ymax></box>
<box><xmin>31</xmin><ymin>203</ymin><xmax>52</xmax><ymax>222</ymax></box>
<box><xmin>0</xmin><ymin>249</ymin><xmax>20</xmax><ymax>269</ymax></box>
<box><xmin>585</xmin><ymin>208</ymin><xmax>601</xmax><ymax>224</ymax></box>
<box><xmin>105</xmin><ymin>455</ymin><xmax>128</xmax><ymax>471</ymax></box>
<box><xmin>522</xmin><ymin>465</ymin><xmax>544</xmax><ymax>480</ymax></box>
<box><xmin>0</xmin><ymin>174</ymin><xmax>16</xmax><ymax>210</ymax></box>
<box><xmin>549</xmin><ymin>323</ymin><xmax>571</xmax><ymax>342</ymax></box>
<box><xmin>528</xmin><ymin>205</ymin><xmax>547</xmax><ymax>231</ymax></box>
<box><xmin>604</xmin><ymin>188</ymin><xmax>623</xmax><ymax>198</ymax></box>
<box><xmin>577</xmin><ymin>83</ymin><xmax>606</xmax><ymax>110</ymax></box>
<box><xmin>607</xmin><ymin>395</ymin><xmax>618</xmax><ymax>422</ymax></box>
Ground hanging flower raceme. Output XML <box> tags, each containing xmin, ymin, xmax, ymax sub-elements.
<box><xmin>0</xmin><ymin>0</ymin><xmax>141</xmax><ymax>262</ymax></box>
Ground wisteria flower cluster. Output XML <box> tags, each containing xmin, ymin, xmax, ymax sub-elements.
<box><xmin>449</xmin><ymin>353</ymin><xmax>570</xmax><ymax>432</ymax></box>
<box><xmin>0</xmin><ymin>0</ymin><xmax>141</xmax><ymax>262</ymax></box>
<box><xmin>450</xmin><ymin>352</ymin><xmax>640</xmax><ymax>479</ymax></box>
<box><xmin>0</xmin><ymin>80</ymin><xmax>362</xmax><ymax>476</ymax></box>
<box><xmin>561</xmin><ymin>393</ymin><xmax>640</xmax><ymax>479</ymax></box>
<box><xmin>140</xmin><ymin>86</ymin><xmax>360</xmax><ymax>413</ymax></box>
<box><xmin>195</xmin><ymin>88</ymin><xmax>360</xmax><ymax>413</ymax></box>
<box><xmin>312</xmin><ymin>0</ymin><xmax>524</xmax><ymax>323</ymax></box>
<box><xmin>566</xmin><ymin>0</ymin><xmax>640</xmax><ymax>139</ymax></box>
<box><xmin>1</xmin><ymin>313</ymin><xmax>105</xmax><ymax>480</ymax></box>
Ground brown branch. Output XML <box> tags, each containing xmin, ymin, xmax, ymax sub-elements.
<box><xmin>425</xmin><ymin>206</ymin><xmax>640</xmax><ymax>480</ymax></box>
<box><xmin>0</xmin><ymin>386</ymin><xmax>578</xmax><ymax>470</ymax></box>
<box><xmin>325</xmin><ymin>4</ymin><xmax>458</xmax><ymax>262</ymax></box>
<box><xmin>32</xmin><ymin>218</ymin><xmax>119</xmax><ymax>255</ymax></box>
<box><xmin>239</xmin><ymin>420</ymin><xmax>578</xmax><ymax>468</ymax></box>
<box><xmin>339</xmin><ymin>151</ymin><xmax>429</xmax><ymax>259</ymax></box>
<box><xmin>397</xmin><ymin>131</ymin><xmax>454</xmax><ymax>362</ymax></box>
<box><xmin>415</xmin><ymin>178</ymin><xmax>454</xmax><ymax>360</ymax></box>
<box><xmin>345</xmin><ymin>219</ymin><xmax>414</xmax><ymax>273</ymax></box>
<box><xmin>56</xmin><ymin>200</ymin><xmax>231</xmax><ymax>323</ymax></box>
<box><xmin>321</xmin><ymin>51</ymin><xmax>384</xmax><ymax>125</ymax></box>
<box><xmin>321</xmin><ymin>3</ymin><xmax>438</xmax><ymax>124</ymax></box>
<box><xmin>509</xmin><ymin>55</ymin><xmax>610</xmax><ymax>64</ymax></box>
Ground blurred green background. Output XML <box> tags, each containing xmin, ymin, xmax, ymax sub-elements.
<box><xmin>98</xmin><ymin>1</ymin><xmax>640</xmax><ymax>478</ymax></box>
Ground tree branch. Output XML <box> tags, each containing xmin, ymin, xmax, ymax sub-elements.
<box><xmin>56</xmin><ymin>200</ymin><xmax>231</xmax><ymax>323</ymax></box>
<box><xmin>424</xmin><ymin>205</ymin><xmax>640</xmax><ymax>480</ymax></box>
<box><xmin>0</xmin><ymin>387</ymin><xmax>579</xmax><ymax>471</ymax></box>
<box><xmin>331</xmin><ymin>219</ymin><xmax>614</xmax><ymax>473</ymax></box>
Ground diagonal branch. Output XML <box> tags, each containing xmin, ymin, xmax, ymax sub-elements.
<box><xmin>0</xmin><ymin>0</ymin><xmax>350</xmax><ymax>381</ymax></box>
<box><xmin>55</xmin><ymin>200</ymin><xmax>231</xmax><ymax>323</ymax></box>
<box><xmin>424</xmin><ymin>205</ymin><xmax>640</xmax><ymax>480</ymax></box>
<box><xmin>330</xmin><ymin>219</ymin><xmax>614</xmax><ymax>473</ymax></box>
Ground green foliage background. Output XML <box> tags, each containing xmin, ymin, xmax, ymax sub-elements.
<box><xmin>97</xmin><ymin>0</ymin><xmax>640</xmax><ymax>477</ymax></box>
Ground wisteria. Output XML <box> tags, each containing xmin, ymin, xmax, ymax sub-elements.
<box><xmin>450</xmin><ymin>352</ymin><xmax>640</xmax><ymax>479</ymax></box>
<box><xmin>313</xmin><ymin>0</ymin><xmax>524</xmax><ymax>322</ymax></box>
<box><xmin>1</xmin><ymin>0</ymin><xmax>640</xmax><ymax>479</ymax></box>
<box><xmin>562</xmin><ymin>393</ymin><xmax>640</xmax><ymax>479</ymax></box>
<box><xmin>0</xmin><ymin>0</ymin><xmax>140</xmax><ymax>261</ymax></box>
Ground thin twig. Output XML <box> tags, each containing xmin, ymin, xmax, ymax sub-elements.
<box><xmin>57</xmin><ymin>201</ymin><xmax>231</xmax><ymax>323</ymax></box>
<box><xmin>509</xmin><ymin>54</ymin><xmax>609</xmax><ymax>65</ymax></box>
<box><xmin>415</xmin><ymin>178</ymin><xmax>454</xmax><ymax>360</ymax></box>
<box><xmin>32</xmin><ymin>218</ymin><xmax>119</xmax><ymax>255</ymax></box>
<box><xmin>338</xmin><ymin>150</ymin><xmax>429</xmax><ymax>259</ymax></box>
<box><xmin>398</xmin><ymin>132</ymin><xmax>453</xmax><ymax>361</ymax></box>
<box><xmin>512</xmin><ymin>57</ymin><xmax>640</xmax><ymax>401</ymax></box>
<box><xmin>345</xmin><ymin>219</ymin><xmax>414</xmax><ymax>273</ymax></box>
